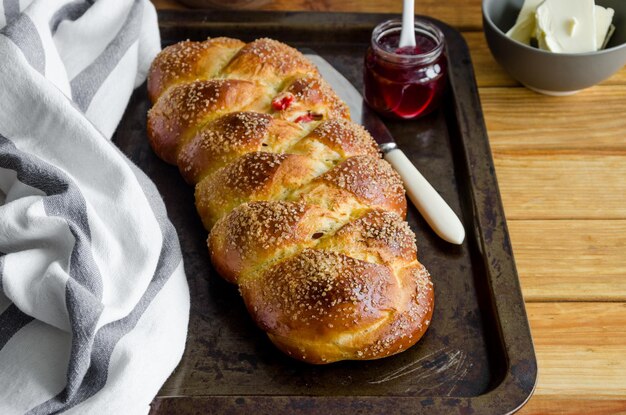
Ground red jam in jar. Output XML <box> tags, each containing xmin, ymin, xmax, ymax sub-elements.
<box><xmin>364</xmin><ymin>18</ymin><xmax>447</xmax><ymax>119</ymax></box>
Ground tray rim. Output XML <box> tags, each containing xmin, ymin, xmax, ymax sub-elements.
<box><xmin>150</xmin><ymin>9</ymin><xmax>538</xmax><ymax>415</ymax></box>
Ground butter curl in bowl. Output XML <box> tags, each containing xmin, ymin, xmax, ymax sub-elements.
<box><xmin>482</xmin><ymin>0</ymin><xmax>626</xmax><ymax>95</ymax></box>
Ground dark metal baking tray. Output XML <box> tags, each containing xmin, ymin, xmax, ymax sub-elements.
<box><xmin>113</xmin><ymin>10</ymin><xmax>537</xmax><ymax>414</ymax></box>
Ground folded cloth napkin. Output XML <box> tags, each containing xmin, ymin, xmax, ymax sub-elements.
<box><xmin>0</xmin><ymin>1</ymin><xmax>189</xmax><ymax>414</ymax></box>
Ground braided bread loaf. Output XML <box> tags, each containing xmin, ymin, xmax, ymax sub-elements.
<box><xmin>146</xmin><ymin>37</ymin><xmax>434</xmax><ymax>364</ymax></box>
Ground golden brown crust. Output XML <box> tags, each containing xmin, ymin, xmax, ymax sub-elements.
<box><xmin>362</xmin><ymin>263</ymin><xmax>433</xmax><ymax>359</ymax></box>
<box><xmin>177</xmin><ymin>112</ymin><xmax>305</xmax><ymax>184</ymax></box>
<box><xmin>321</xmin><ymin>155</ymin><xmax>406</xmax><ymax>215</ymax></box>
<box><xmin>276</xmin><ymin>74</ymin><xmax>350</xmax><ymax>123</ymax></box>
<box><xmin>223</xmin><ymin>38</ymin><xmax>318</xmax><ymax>87</ymax></box>
<box><xmin>241</xmin><ymin>249</ymin><xmax>397</xmax><ymax>342</ymax></box>
<box><xmin>240</xmin><ymin>249</ymin><xmax>433</xmax><ymax>364</ymax></box>
<box><xmin>177</xmin><ymin>112</ymin><xmax>273</xmax><ymax>183</ymax></box>
<box><xmin>147</xmin><ymin>37</ymin><xmax>245</xmax><ymax>103</ymax></box>
<box><xmin>195</xmin><ymin>152</ymin><xmax>321</xmax><ymax>230</ymax></box>
<box><xmin>147</xmin><ymin>79</ymin><xmax>268</xmax><ymax>164</ymax></box>
<box><xmin>295</xmin><ymin>155</ymin><xmax>407</xmax><ymax>218</ymax></box>
<box><xmin>208</xmin><ymin>201</ymin><xmax>323</xmax><ymax>284</ymax></box>
<box><xmin>147</xmin><ymin>37</ymin><xmax>434</xmax><ymax>364</ymax></box>
<box><xmin>293</xmin><ymin>119</ymin><xmax>380</xmax><ymax>159</ymax></box>
<box><xmin>320</xmin><ymin>209</ymin><xmax>417</xmax><ymax>265</ymax></box>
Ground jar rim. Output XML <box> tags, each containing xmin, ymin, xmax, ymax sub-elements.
<box><xmin>371</xmin><ymin>18</ymin><xmax>445</xmax><ymax>65</ymax></box>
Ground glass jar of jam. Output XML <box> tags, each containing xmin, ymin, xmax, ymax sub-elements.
<box><xmin>364</xmin><ymin>18</ymin><xmax>447</xmax><ymax>120</ymax></box>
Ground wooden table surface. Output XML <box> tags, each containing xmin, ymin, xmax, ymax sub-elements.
<box><xmin>152</xmin><ymin>1</ymin><xmax>626</xmax><ymax>413</ymax></box>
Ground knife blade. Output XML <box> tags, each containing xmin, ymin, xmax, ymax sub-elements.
<box><xmin>305</xmin><ymin>53</ymin><xmax>465</xmax><ymax>245</ymax></box>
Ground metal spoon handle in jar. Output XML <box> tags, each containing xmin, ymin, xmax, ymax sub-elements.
<box><xmin>399</xmin><ymin>0</ymin><xmax>416</xmax><ymax>48</ymax></box>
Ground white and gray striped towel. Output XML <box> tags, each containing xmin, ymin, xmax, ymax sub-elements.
<box><xmin>0</xmin><ymin>1</ymin><xmax>190</xmax><ymax>414</ymax></box>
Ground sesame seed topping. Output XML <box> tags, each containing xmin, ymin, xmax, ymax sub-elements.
<box><xmin>148</xmin><ymin>36</ymin><xmax>433</xmax><ymax>363</ymax></box>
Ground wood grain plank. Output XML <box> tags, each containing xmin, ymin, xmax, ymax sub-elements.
<box><xmin>508</xmin><ymin>220</ymin><xmax>626</xmax><ymax>301</ymax></box>
<box><xmin>528</xmin><ymin>303</ymin><xmax>626</xmax><ymax>346</ymax></box>
<box><xmin>536</xmin><ymin>346</ymin><xmax>626</xmax><ymax>396</ymax></box>
<box><xmin>151</xmin><ymin>0</ymin><xmax>484</xmax><ymax>30</ymax></box>
<box><xmin>494</xmin><ymin>154</ymin><xmax>626</xmax><ymax>220</ymax></box>
<box><xmin>517</xmin><ymin>397</ymin><xmax>626</xmax><ymax>415</ymax></box>
<box><xmin>463</xmin><ymin>32</ymin><xmax>517</xmax><ymax>88</ymax></box>
<box><xmin>527</xmin><ymin>303</ymin><xmax>626</xmax><ymax>397</ymax></box>
<box><xmin>481</xmin><ymin>86</ymin><xmax>626</xmax><ymax>152</ymax></box>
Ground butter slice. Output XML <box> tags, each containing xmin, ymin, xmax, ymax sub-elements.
<box><xmin>535</xmin><ymin>0</ymin><xmax>597</xmax><ymax>53</ymax></box>
<box><xmin>506</xmin><ymin>0</ymin><xmax>544</xmax><ymax>44</ymax></box>
<box><xmin>595</xmin><ymin>5</ymin><xmax>615</xmax><ymax>49</ymax></box>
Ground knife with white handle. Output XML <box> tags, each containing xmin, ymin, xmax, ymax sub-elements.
<box><xmin>305</xmin><ymin>53</ymin><xmax>465</xmax><ymax>245</ymax></box>
<box><xmin>380</xmin><ymin>141</ymin><xmax>465</xmax><ymax>245</ymax></box>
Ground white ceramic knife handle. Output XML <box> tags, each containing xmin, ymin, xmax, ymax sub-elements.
<box><xmin>384</xmin><ymin>148</ymin><xmax>465</xmax><ymax>245</ymax></box>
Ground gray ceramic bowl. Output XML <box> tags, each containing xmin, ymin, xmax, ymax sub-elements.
<box><xmin>483</xmin><ymin>0</ymin><xmax>626</xmax><ymax>95</ymax></box>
